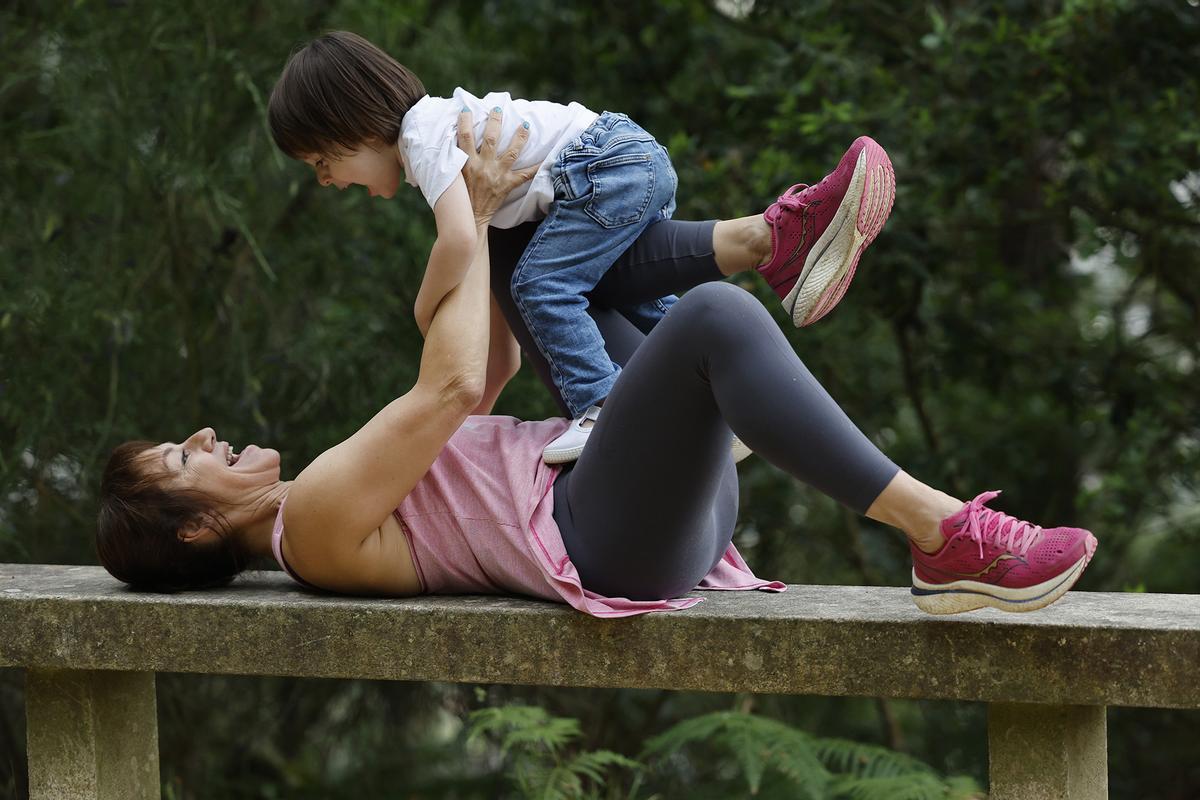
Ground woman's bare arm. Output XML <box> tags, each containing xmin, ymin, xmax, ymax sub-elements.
<box><xmin>281</xmin><ymin>109</ymin><xmax>535</xmax><ymax>592</ymax></box>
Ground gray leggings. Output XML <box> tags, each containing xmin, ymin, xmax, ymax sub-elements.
<box><xmin>488</xmin><ymin>220</ymin><xmax>899</xmax><ymax>600</ymax></box>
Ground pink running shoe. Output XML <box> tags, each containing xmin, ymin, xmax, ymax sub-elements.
<box><xmin>756</xmin><ymin>136</ymin><xmax>895</xmax><ymax>327</ymax></box>
<box><xmin>910</xmin><ymin>491</ymin><xmax>1099</xmax><ymax>615</ymax></box>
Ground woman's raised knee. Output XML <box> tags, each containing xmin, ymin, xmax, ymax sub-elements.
<box><xmin>673</xmin><ymin>281</ymin><xmax>768</xmax><ymax>324</ymax></box>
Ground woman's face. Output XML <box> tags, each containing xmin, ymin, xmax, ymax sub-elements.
<box><xmin>150</xmin><ymin>427</ymin><xmax>281</xmax><ymax>508</ymax></box>
<box><xmin>303</xmin><ymin>139</ymin><xmax>401</xmax><ymax>199</ymax></box>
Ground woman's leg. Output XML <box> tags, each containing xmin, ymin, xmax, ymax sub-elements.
<box><xmin>556</xmin><ymin>282</ymin><xmax>908</xmax><ymax>600</ymax></box>
<box><xmin>557</xmin><ymin>282</ymin><xmax>1097</xmax><ymax>613</ymax></box>
<box><xmin>586</xmin><ymin>216</ymin><xmax>774</xmax><ymax>307</ymax></box>
<box><xmin>495</xmin><ymin>227</ymin><xmax>1095</xmax><ymax>611</ymax></box>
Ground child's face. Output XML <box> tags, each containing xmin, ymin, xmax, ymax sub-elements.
<box><xmin>303</xmin><ymin>139</ymin><xmax>401</xmax><ymax>199</ymax></box>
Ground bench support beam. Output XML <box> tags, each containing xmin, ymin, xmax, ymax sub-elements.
<box><xmin>989</xmin><ymin>702</ymin><xmax>1107</xmax><ymax>799</ymax></box>
<box><xmin>25</xmin><ymin>669</ymin><xmax>160</xmax><ymax>800</ymax></box>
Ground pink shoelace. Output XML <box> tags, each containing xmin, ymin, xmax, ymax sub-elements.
<box><xmin>770</xmin><ymin>181</ymin><xmax>835</xmax><ymax>220</ymax></box>
<box><xmin>960</xmin><ymin>490</ymin><xmax>1045</xmax><ymax>560</ymax></box>
<box><xmin>772</xmin><ymin>183</ymin><xmax>811</xmax><ymax>212</ymax></box>
<box><xmin>771</xmin><ymin>166</ymin><xmax>839</xmax><ymax>213</ymax></box>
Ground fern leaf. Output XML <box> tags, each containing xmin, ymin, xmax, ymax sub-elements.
<box><xmin>539</xmin><ymin>764</ymin><xmax>583</xmax><ymax>800</ymax></box>
<box><xmin>467</xmin><ymin>705</ymin><xmax>550</xmax><ymax>741</ymax></box>
<box><xmin>500</xmin><ymin>717</ymin><xmax>581</xmax><ymax>756</ymax></box>
<box><xmin>830</xmin><ymin>772</ymin><xmax>949</xmax><ymax>800</ymax></box>
<box><xmin>467</xmin><ymin>705</ymin><xmax>581</xmax><ymax>755</ymax></box>
<box><xmin>815</xmin><ymin>736</ymin><xmax>937</xmax><ymax>779</ymax></box>
<box><xmin>641</xmin><ymin>711</ymin><xmax>831</xmax><ymax>797</ymax></box>
<box><xmin>944</xmin><ymin>774</ymin><xmax>987</xmax><ymax>799</ymax></box>
<box><xmin>566</xmin><ymin>749</ymin><xmax>641</xmax><ymax>784</ymax></box>
<box><xmin>569</xmin><ymin>749</ymin><xmax>642</xmax><ymax>776</ymax></box>
<box><xmin>640</xmin><ymin>710</ymin><xmax>735</xmax><ymax>757</ymax></box>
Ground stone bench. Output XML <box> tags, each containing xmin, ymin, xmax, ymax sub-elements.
<box><xmin>2</xmin><ymin>563</ymin><xmax>1197</xmax><ymax>799</ymax></box>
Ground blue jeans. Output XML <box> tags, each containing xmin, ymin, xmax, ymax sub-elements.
<box><xmin>511</xmin><ymin>111</ymin><xmax>678</xmax><ymax>418</ymax></box>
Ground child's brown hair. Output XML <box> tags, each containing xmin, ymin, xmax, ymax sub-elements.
<box><xmin>268</xmin><ymin>31</ymin><xmax>426</xmax><ymax>160</ymax></box>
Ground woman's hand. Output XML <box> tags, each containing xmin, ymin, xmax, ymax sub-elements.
<box><xmin>457</xmin><ymin>108</ymin><xmax>538</xmax><ymax>227</ymax></box>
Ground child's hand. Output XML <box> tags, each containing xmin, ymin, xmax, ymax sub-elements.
<box><xmin>457</xmin><ymin>107</ymin><xmax>537</xmax><ymax>226</ymax></box>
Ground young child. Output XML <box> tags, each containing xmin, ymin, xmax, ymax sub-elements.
<box><xmin>267</xmin><ymin>31</ymin><xmax>894</xmax><ymax>463</ymax></box>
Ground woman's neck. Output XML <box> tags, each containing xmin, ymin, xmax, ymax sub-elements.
<box><xmin>235</xmin><ymin>481</ymin><xmax>292</xmax><ymax>559</ymax></box>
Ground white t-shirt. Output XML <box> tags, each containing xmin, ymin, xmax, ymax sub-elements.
<box><xmin>397</xmin><ymin>87</ymin><xmax>599</xmax><ymax>229</ymax></box>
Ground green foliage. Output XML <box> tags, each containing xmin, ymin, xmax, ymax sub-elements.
<box><xmin>817</xmin><ymin>738</ymin><xmax>984</xmax><ymax>800</ymax></box>
<box><xmin>468</xmin><ymin>706</ymin><xmax>982</xmax><ymax>800</ymax></box>
<box><xmin>467</xmin><ymin>706</ymin><xmax>643</xmax><ymax>800</ymax></box>
<box><xmin>640</xmin><ymin>711</ymin><xmax>981</xmax><ymax>799</ymax></box>
<box><xmin>2</xmin><ymin>0</ymin><xmax>1199</xmax><ymax>798</ymax></box>
<box><xmin>4</xmin><ymin>0</ymin><xmax>1198</xmax><ymax>588</ymax></box>
<box><xmin>642</xmin><ymin>710</ymin><xmax>829</xmax><ymax>798</ymax></box>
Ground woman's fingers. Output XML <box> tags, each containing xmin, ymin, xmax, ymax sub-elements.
<box><xmin>500</xmin><ymin>123</ymin><xmax>537</xmax><ymax>186</ymax></box>
<box><xmin>456</xmin><ymin>107</ymin><xmax>539</xmax><ymax>222</ymax></box>
<box><xmin>509</xmin><ymin>163</ymin><xmax>538</xmax><ymax>187</ymax></box>
<box><xmin>456</xmin><ymin>109</ymin><xmax>476</xmax><ymax>155</ymax></box>
<box><xmin>478</xmin><ymin>106</ymin><xmax>503</xmax><ymax>159</ymax></box>
<box><xmin>500</xmin><ymin>121</ymin><xmax>529</xmax><ymax>164</ymax></box>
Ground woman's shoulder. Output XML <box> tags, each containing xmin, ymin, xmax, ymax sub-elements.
<box><xmin>277</xmin><ymin>492</ymin><xmax>422</xmax><ymax>596</ymax></box>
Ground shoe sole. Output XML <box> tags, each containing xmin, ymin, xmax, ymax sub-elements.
<box><xmin>911</xmin><ymin>534</ymin><xmax>1098</xmax><ymax>614</ymax></box>
<box><xmin>784</xmin><ymin>140</ymin><xmax>896</xmax><ymax>327</ymax></box>
<box><xmin>543</xmin><ymin>444</ymin><xmax>585</xmax><ymax>464</ymax></box>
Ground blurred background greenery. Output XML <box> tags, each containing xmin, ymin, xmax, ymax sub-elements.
<box><xmin>2</xmin><ymin>0</ymin><xmax>1197</xmax><ymax>797</ymax></box>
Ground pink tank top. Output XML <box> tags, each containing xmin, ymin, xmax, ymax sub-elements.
<box><xmin>272</xmin><ymin>415</ymin><xmax>785</xmax><ymax>617</ymax></box>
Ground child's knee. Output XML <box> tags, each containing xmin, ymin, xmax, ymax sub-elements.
<box><xmin>509</xmin><ymin>261</ymin><xmax>549</xmax><ymax>299</ymax></box>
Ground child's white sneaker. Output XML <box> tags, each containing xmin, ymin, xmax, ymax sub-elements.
<box><xmin>543</xmin><ymin>406</ymin><xmax>601</xmax><ymax>464</ymax></box>
<box><xmin>731</xmin><ymin>434</ymin><xmax>753</xmax><ymax>463</ymax></box>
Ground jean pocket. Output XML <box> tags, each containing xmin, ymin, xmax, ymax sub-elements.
<box><xmin>584</xmin><ymin>150</ymin><xmax>656</xmax><ymax>229</ymax></box>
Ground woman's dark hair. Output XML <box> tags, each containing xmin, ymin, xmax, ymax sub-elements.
<box><xmin>267</xmin><ymin>30</ymin><xmax>426</xmax><ymax>160</ymax></box>
<box><xmin>97</xmin><ymin>441</ymin><xmax>250</xmax><ymax>592</ymax></box>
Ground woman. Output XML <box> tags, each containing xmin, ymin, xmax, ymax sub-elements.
<box><xmin>98</xmin><ymin>112</ymin><xmax>1097</xmax><ymax>616</ymax></box>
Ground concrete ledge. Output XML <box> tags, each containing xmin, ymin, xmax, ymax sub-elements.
<box><xmin>2</xmin><ymin>564</ymin><xmax>1198</xmax><ymax>708</ymax></box>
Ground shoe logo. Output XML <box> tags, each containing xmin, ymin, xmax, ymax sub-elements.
<box><xmin>952</xmin><ymin>553</ymin><xmax>1026</xmax><ymax>579</ymax></box>
<box><xmin>777</xmin><ymin>217</ymin><xmax>815</xmax><ymax>279</ymax></box>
